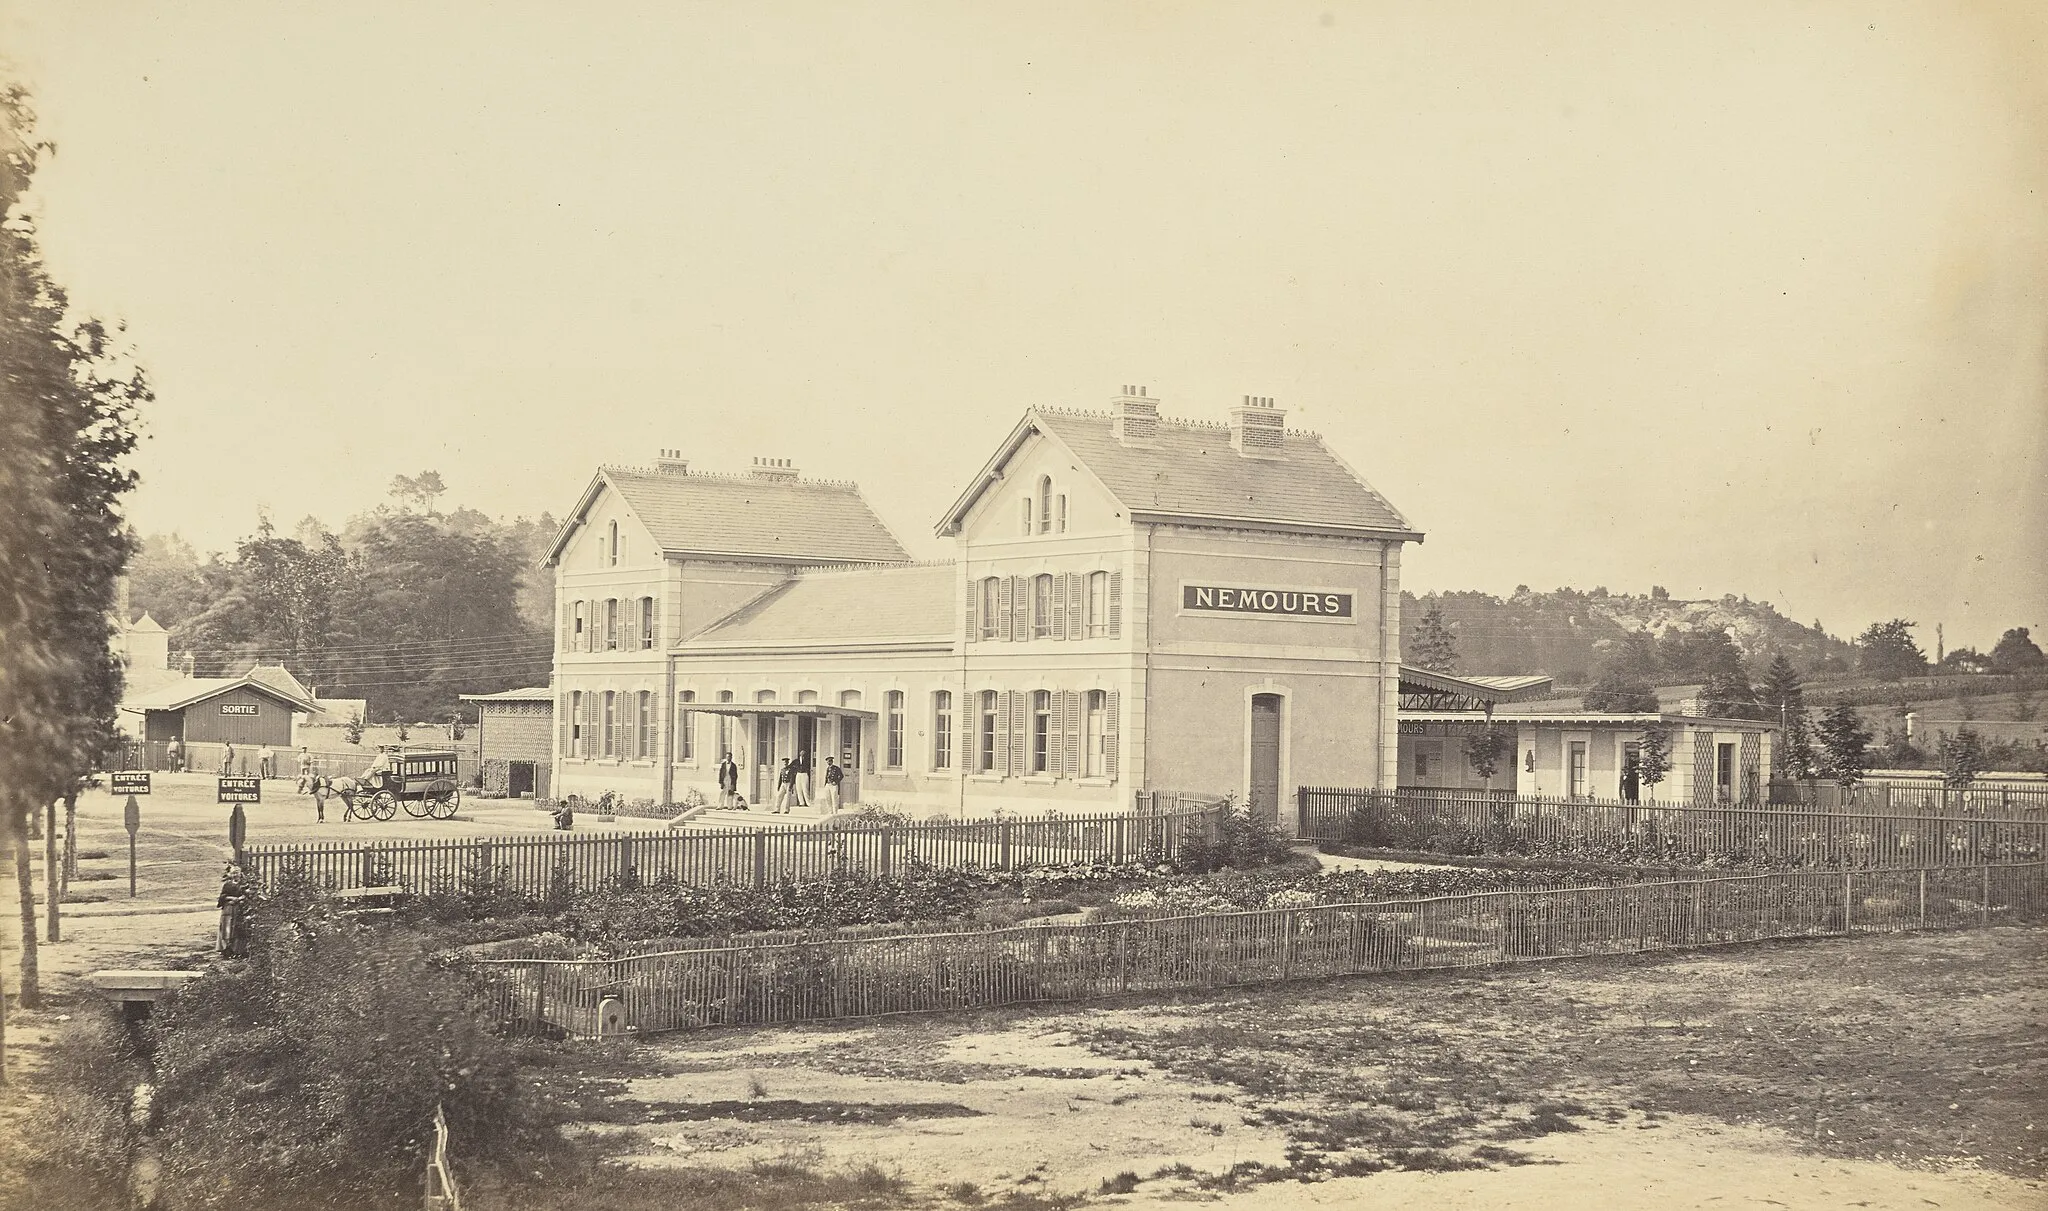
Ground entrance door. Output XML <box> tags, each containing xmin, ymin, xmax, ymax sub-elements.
<box><xmin>754</xmin><ymin>716</ymin><xmax>777</xmax><ymax>804</ymax></box>
<box><xmin>508</xmin><ymin>761</ymin><xmax>534</xmax><ymax>798</ymax></box>
<box><xmin>1248</xmin><ymin>695</ymin><xmax>1282</xmax><ymax>825</ymax></box>
<box><xmin>837</xmin><ymin>715</ymin><xmax>862</xmax><ymax>804</ymax></box>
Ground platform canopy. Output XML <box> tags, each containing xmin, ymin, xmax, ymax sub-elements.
<box><xmin>1396</xmin><ymin>666</ymin><xmax>1555</xmax><ymax>713</ymax></box>
<box><xmin>676</xmin><ymin>702</ymin><xmax>879</xmax><ymax>721</ymax></box>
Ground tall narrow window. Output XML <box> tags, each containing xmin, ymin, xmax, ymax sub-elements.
<box><xmin>607</xmin><ymin>520</ymin><xmax>619</xmax><ymax>566</ymax></box>
<box><xmin>1716</xmin><ymin>742</ymin><xmax>1736</xmax><ymax>802</ymax></box>
<box><xmin>572</xmin><ymin>601</ymin><xmax>587</xmax><ymax>650</ymax></box>
<box><xmin>932</xmin><ymin>691</ymin><xmax>953</xmax><ymax>770</ymax></box>
<box><xmin>885</xmin><ymin>690</ymin><xmax>905</xmax><ymax>769</ymax></box>
<box><xmin>1057</xmin><ymin>494</ymin><xmax>1068</xmax><ymax>533</ymax></box>
<box><xmin>677</xmin><ymin>690</ymin><xmax>695</xmax><ymax>762</ymax></box>
<box><xmin>979</xmin><ymin>577</ymin><xmax>1000</xmax><ymax>640</ymax></box>
<box><xmin>1569</xmin><ymin>741</ymin><xmax>1589</xmax><ymax>799</ymax></box>
<box><xmin>604</xmin><ymin>599</ymin><xmax>619</xmax><ymax>651</ymax></box>
<box><xmin>569</xmin><ymin>691</ymin><xmax>584</xmax><ymax>750</ymax></box>
<box><xmin>636</xmin><ymin>690</ymin><xmax>653</xmax><ymax>759</ymax></box>
<box><xmin>978</xmin><ymin>691</ymin><xmax>998</xmax><ymax>772</ymax></box>
<box><xmin>1086</xmin><ymin>571</ymin><xmax>1109</xmax><ymax>638</ymax></box>
<box><xmin>717</xmin><ymin>689</ymin><xmax>734</xmax><ymax>757</ymax></box>
<box><xmin>1020</xmin><ymin>497</ymin><xmax>1033</xmax><ymax>535</ymax></box>
<box><xmin>601</xmin><ymin>691</ymin><xmax>617</xmax><ymax>758</ymax></box>
<box><xmin>1084</xmin><ymin>691</ymin><xmax>1106</xmax><ymax>777</ymax></box>
<box><xmin>1032</xmin><ymin>574</ymin><xmax>1053</xmax><ymax>639</ymax></box>
<box><xmin>1030</xmin><ymin>690</ymin><xmax>1051</xmax><ymax>774</ymax></box>
<box><xmin>1037</xmin><ymin>476</ymin><xmax>1053</xmax><ymax>534</ymax></box>
<box><xmin>639</xmin><ymin>597</ymin><xmax>655</xmax><ymax>649</ymax></box>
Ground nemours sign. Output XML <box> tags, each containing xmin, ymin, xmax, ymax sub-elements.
<box><xmin>1182</xmin><ymin>584</ymin><xmax>1354</xmax><ymax>619</ymax></box>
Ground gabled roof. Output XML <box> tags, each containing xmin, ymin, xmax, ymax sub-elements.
<box><xmin>121</xmin><ymin>673</ymin><xmax>318</xmax><ymax>714</ymax></box>
<box><xmin>543</xmin><ymin>466</ymin><xmax>911</xmax><ymax>568</ymax></box>
<box><xmin>936</xmin><ymin>407</ymin><xmax>1420</xmax><ymax>540</ymax></box>
<box><xmin>682</xmin><ymin>563</ymin><xmax>958</xmax><ymax>651</ymax></box>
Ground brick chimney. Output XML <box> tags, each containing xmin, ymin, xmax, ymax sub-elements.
<box><xmin>1112</xmin><ymin>385</ymin><xmax>1158</xmax><ymax>447</ymax></box>
<box><xmin>654</xmin><ymin>448</ymin><xmax>689</xmax><ymax>476</ymax></box>
<box><xmin>750</xmin><ymin>457</ymin><xmax>799</xmax><ymax>482</ymax></box>
<box><xmin>1230</xmin><ymin>395</ymin><xmax>1285</xmax><ymax>458</ymax></box>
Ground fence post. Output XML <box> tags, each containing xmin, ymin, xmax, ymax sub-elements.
<box><xmin>1843</xmin><ymin>870</ymin><xmax>1854</xmax><ymax>934</ymax></box>
<box><xmin>752</xmin><ymin>832</ymin><xmax>768</xmax><ymax>888</ymax></box>
<box><xmin>1982</xmin><ymin>864</ymin><xmax>1991</xmax><ymax>927</ymax></box>
<box><xmin>879</xmin><ymin>828</ymin><xmax>893</xmax><ymax>878</ymax></box>
<box><xmin>998</xmin><ymin>821</ymin><xmax>1012</xmax><ymax>871</ymax></box>
<box><xmin>1279</xmin><ymin>910</ymin><xmax>1298</xmax><ymax>980</ymax></box>
<box><xmin>1113</xmin><ymin>816</ymin><xmax>1127</xmax><ymax>864</ymax></box>
<box><xmin>1296</xmin><ymin>787</ymin><xmax>1309</xmax><ymax>838</ymax></box>
<box><xmin>1917</xmin><ymin>868</ymin><xmax>1926</xmax><ymax>925</ymax></box>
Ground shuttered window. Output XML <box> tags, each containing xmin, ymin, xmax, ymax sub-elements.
<box><xmin>677</xmin><ymin>690</ymin><xmax>695</xmax><ymax>762</ymax></box>
<box><xmin>885</xmin><ymin>690</ymin><xmax>906</xmax><ymax>769</ymax></box>
<box><xmin>1107</xmin><ymin>572</ymin><xmax>1122</xmax><ymax>637</ymax></box>
<box><xmin>932</xmin><ymin>691</ymin><xmax>953</xmax><ymax>770</ymax></box>
<box><xmin>972</xmin><ymin>692</ymin><xmax>991</xmax><ymax>772</ymax></box>
<box><xmin>996</xmin><ymin>578</ymin><xmax>1014</xmax><ymax>643</ymax></box>
<box><xmin>1086</xmin><ymin>572</ymin><xmax>1108</xmax><ymax>638</ymax></box>
<box><xmin>573</xmin><ymin>601</ymin><xmax>587</xmax><ymax>651</ymax></box>
<box><xmin>640</xmin><ymin>597</ymin><xmax>656</xmax><ymax>650</ymax></box>
<box><xmin>1029</xmin><ymin>691</ymin><xmax>1052</xmax><ymax>774</ymax></box>
<box><xmin>581</xmin><ymin>691</ymin><xmax>598</xmax><ymax>759</ymax></box>
<box><xmin>562</xmin><ymin>693</ymin><xmax>578</xmax><ymax>756</ymax></box>
<box><xmin>1084</xmin><ymin>691</ymin><xmax>1106</xmax><ymax>777</ymax></box>
<box><xmin>1033</xmin><ymin>575</ymin><xmax>1054</xmax><ymax>639</ymax></box>
<box><xmin>602</xmin><ymin>691</ymin><xmax>617</xmax><ymax>758</ymax></box>
<box><xmin>1102</xmin><ymin>690</ymin><xmax>1120</xmax><ymax>779</ymax></box>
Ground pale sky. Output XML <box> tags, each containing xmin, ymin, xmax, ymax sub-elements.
<box><xmin>3</xmin><ymin>1</ymin><xmax>2042</xmax><ymax>651</ymax></box>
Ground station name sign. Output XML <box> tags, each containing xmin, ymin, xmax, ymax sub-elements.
<box><xmin>218</xmin><ymin>777</ymin><xmax>262</xmax><ymax>804</ymax></box>
<box><xmin>219</xmin><ymin>703</ymin><xmax>260</xmax><ymax>716</ymax></box>
<box><xmin>1183</xmin><ymin>585</ymin><xmax>1354</xmax><ymax>619</ymax></box>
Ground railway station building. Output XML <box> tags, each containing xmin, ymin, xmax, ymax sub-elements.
<box><xmin>543</xmin><ymin>389</ymin><xmax>1422</xmax><ymax>830</ymax></box>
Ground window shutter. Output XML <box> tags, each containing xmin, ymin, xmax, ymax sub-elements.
<box><xmin>1063</xmin><ymin>574</ymin><xmax>1081</xmax><ymax>640</ymax></box>
<box><xmin>559</xmin><ymin>603</ymin><xmax>572</xmax><ymax>652</ymax></box>
<box><xmin>581</xmin><ymin>692</ymin><xmax>597</xmax><ymax>759</ymax></box>
<box><xmin>996</xmin><ymin>577</ymin><xmax>1014</xmax><ymax>643</ymax></box>
<box><xmin>1058</xmin><ymin>691</ymin><xmax>1079</xmax><ymax>778</ymax></box>
<box><xmin>963</xmin><ymin>694</ymin><xmax>978</xmax><ymax>771</ymax></box>
<box><xmin>995</xmin><ymin>691</ymin><xmax>1012</xmax><ymax>776</ymax></box>
<box><xmin>1050</xmin><ymin>577</ymin><xmax>1066</xmax><ymax>638</ymax></box>
<box><xmin>1011</xmin><ymin>577</ymin><xmax>1029</xmax><ymax>642</ymax></box>
<box><xmin>560</xmin><ymin>696</ymin><xmax>573</xmax><ymax>756</ymax></box>
<box><xmin>1107</xmin><ymin>572</ymin><xmax>1122</xmax><ymax>637</ymax></box>
<box><xmin>965</xmin><ymin>579</ymin><xmax>978</xmax><ymax>642</ymax></box>
<box><xmin>620</xmin><ymin>692</ymin><xmax>636</xmax><ymax>759</ymax></box>
<box><xmin>1103</xmin><ymin>691</ymin><xmax>1120</xmax><ymax>780</ymax></box>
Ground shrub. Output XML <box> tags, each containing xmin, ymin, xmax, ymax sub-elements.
<box><xmin>1171</xmin><ymin>796</ymin><xmax>1297</xmax><ymax>873</ymax></box>
<box><xmin>141</xmin><ymin>896</ymin><xmax>542</xmax><ymax>1211</ymax></box>
<box><xmin>0</xmin><ymin>1004</ymin><xmax>147</xmax><ymax>1211</ymax></box>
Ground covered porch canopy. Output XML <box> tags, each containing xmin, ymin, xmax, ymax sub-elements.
<box><xmin>677</xmin><ymin>703</ymin><xmax>878</xmax><ymax>721</ymax></box>
<box><xmin>1397</xmin><ymin>666</ymin><xmax>1554</xmax><ymax>713</ymax></box>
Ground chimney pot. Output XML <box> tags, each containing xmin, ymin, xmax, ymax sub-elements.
<box><xmin>1112</xmin><ymin>384</ymin><xmax>1160</xmax><ymax>448</ymax></box>
<box><xmin>1230</xmin><ymin>393</ymin><xmax>1287</xmax><ymax>458</ymax></box>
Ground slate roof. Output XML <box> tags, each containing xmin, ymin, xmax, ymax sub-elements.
<box><xmin>546</xmin><ymin>467</ymin><xmax>911</xmax><ymax>567</ymax></box>
<box><xmin>121</xmin><ymin>673</ymin><xmax>318</xmax><ymax>713</ymax></box>
<box><xmin>686</xmin><ymin>563</ymin><xmax>958</xmax><ymax>648</ymax></box>
<box><xmin>940</xmin><ymin>408</ymin><xmax>1418</xmax><ymax>538</ymax></box>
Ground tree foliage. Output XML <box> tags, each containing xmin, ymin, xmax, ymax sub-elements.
<box><xmin>1462</xmin><ymin>724</ymin><xmax>1513</xmax><ymax>786</ymax></box>
<box><xmin>1814</xmin><ymin>704</ymin><xmax>1873</xmax><ymax>789</ymax></box>
<box><xmin>0</xmin><ymin>87</ymin><xmax>145</xmax><ymax>1004</ymax></box>
<box><xmin>1408</xmin><ymin>606</ymin><xmax>1458</xmax><ymax>673</ymax></box>
<box><xmin>1938</xmin><ymin>727</ymin><xmax>1987</xmax><ymax>790</ymax></box>
<box><xmin>1855</xmin><ymin>618</ymin><xmax>1926</xmax><ymax>680</ymax></box>
<box><xmin>1988</xmin><ymin>627</ymin><xmax>2046</xmax><ymax>674</ymax></box>
<box><xmin>1635</xmin><ymin>727</ymin><xmax>1673</xmax><ymax>795</ymax></box>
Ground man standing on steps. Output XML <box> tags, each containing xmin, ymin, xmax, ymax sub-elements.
<box><xmin>772</xmin><ymin>758</ymin><xmax>795</xmax><ymax>814</ymax></box>
<box><xmin>717</xmin><ymin>752</ymin><xmax>740</xmax><ymax>809</ymax></box>
<box><xmin>821</xmin><ymin>757</ymin><xmax>843</xmax><ymax>812</ymax></box>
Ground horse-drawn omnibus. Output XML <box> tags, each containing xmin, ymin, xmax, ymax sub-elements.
<box><xmin>333</xmin><ymin>747</ymin><xmax>462</xmax><ymax>821</ymax></box>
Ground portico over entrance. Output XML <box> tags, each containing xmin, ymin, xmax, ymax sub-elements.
<box><xmin>677</xmin><ymin>702</ymin><xmax>880</xmax><ymax>805</ymax></box>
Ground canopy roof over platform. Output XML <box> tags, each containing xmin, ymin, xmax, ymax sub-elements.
<box><xmin>1396</xmin><ymin>667</ymin><xmax>1555</xmax><ymax>712</ymax></box>
<box><xmin>676</xmin><ymin>702</ymin><xmax>879</xmax><ymax>721</ymax></box>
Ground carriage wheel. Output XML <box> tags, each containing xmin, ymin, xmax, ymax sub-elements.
<box><xmin>371</xmin><ymin>791</ymin><xmax>398</xmax><ymax>821</ymax></box>
<box><xmin>430</xmin><ymin>786</ymin><xmax>461</xmax><ymax>820</ymax></box>
<box><xmin>403</xmin><ymin>794</ymin><xmax>434</xmax><ymax>819</ymax></box>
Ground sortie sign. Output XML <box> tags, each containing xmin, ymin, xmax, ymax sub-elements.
<box><xmin>219</xmin><ymin>703</ymin><xmax>260</xmax><ymax>716</ymax></box>
<box><xmin>1183</xmin><ymin>585</ymin><xmax>1354</xmax><ymax>619</ymax></box>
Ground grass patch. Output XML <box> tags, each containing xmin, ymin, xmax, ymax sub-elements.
<box><xmin>1096</xmin><ymin>1171</ymin><xmax>1141</xmax><ymax>1194</ymax></box>
<box><xmin>482</xmin><ymin>1157</ymin><xmax>914</xmax><ymax>1211</ymax></box>
<box><xmin>640</xmin><ymin>1099</ymin><xmax>983</xmax><ymax>1125</ymax></box>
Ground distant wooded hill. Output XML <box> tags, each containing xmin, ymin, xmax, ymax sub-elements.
<box><xmin>1405</xmin><ymin>586</ymin><xmax>1858</xmax><ymax>687</ymax></box>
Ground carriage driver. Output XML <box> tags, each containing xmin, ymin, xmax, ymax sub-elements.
<box><xmin>364</xmin><ymin>747</ymin><xmax>396</xmax><ymax>790</ymax></box>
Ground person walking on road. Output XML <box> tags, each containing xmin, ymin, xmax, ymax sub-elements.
<box><xmin>772</xmin><ymin>758</ymin><xmax>795</xmax><ymax>814</ymax></box>
<box><xmin>717</xmin><ymin>752</ymin><xmax>740</xmax><ymax>808</ymax></box>
<box><xmin>821</xmin><ymin>757</ymin><xmax>843</xmax><ymax>812</ymax></box>
<box><xmin>165</xmin><ymin>737</ymin><xmax>182</xmax><ymax>773</ymax></box>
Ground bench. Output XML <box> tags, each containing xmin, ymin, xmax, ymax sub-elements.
<box><xmin>332</xmin><ymin>885</ymin><xmax>405</xmax><ymax>916</ymax></box>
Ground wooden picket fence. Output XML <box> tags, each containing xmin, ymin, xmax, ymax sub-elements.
<box><xmin>240</xmin><ymin>804</ymin><xmax>1226</xmax><ymax>896</ymax></box>
<box><xmin>1297</xmin><ymin>788</ymin><xmax>2047</xmax><ymax>869</ymax></box>
<box><xmin>475</xmin><ymin>862</ymin><xmax>2048</xmax><ymax>1038</ymax></box>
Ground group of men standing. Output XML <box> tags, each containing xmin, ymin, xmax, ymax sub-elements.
<box><xmin>712</xmin><ymin>751</ymin><xmax>845</xmax><ymax>815</ymax></box>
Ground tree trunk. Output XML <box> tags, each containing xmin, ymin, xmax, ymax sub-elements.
<box><xmin>13</xmin><ymin>815</ymin><xmax>39</xmax><ymax>1009</ymax></box>
<box><xmin>45</xmin><ymin>799</ymin><xmax>60</xmax><ymax>943</ymax></box>
<box><xmin>62</xmin><ymin>792</ymin><xmax>77</xmax><ymax>886</ymax></box>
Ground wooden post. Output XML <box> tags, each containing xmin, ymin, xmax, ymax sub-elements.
<box><xmin>1982</xmin><ymin>864</ymin><xmax>1992</xmax><ymax>927</ymax></box>
<box><xmin>1843</xmin><ymin>870</ymin><xmax>1853</xmax><ymax>934</ymax></box>
<box><xmin>1917</xmin><ymin>869</ymin><xmax>1927</xmax><ymax>925</ymax></box>
<box><xmin>879</xmin><ymin>828</ymin><xmax>893</xmax><ymax>878</ymax></box>
<box><xmin>44</xmin><ymin>801</ymin><xmax>59</xmax><ymax>943</ymax></box>
<box><xmin>1116</xmin><ymin>922</ymin><xmax>1130</xmax><ymax>993</ymax></box>
<box><xmin>998</xmin><ymin>821</ymin><xmax>1012</xmax><ymax>870</ymax></box>
<box><xmin>1297</xmin><ymin>786</ymin><xmax>1309</xmax><ymax>837</ymax></box>
<box><xmin>1279</xmin><ymin>910</ymin><xmax>1298</xmax><ymax>980</ymax></box>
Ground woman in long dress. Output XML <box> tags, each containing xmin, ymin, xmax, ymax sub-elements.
<box><xmin>216</xmin><ymin>864</ymin><xmax>250</xmax><ymax>958</ymax></box>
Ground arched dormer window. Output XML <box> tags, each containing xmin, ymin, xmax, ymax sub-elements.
<box><xmin>1037</xmin><ymin>476</ymin><xmax>1053</xmax><ymax>534</ymax></box>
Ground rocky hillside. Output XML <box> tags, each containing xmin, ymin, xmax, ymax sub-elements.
<box><xmin>1405</xmin><ymin>586</ymin><xmax>1857</xmax><ymax>687</ymax></box>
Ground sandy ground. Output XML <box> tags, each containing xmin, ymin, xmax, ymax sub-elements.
<box><xmin>556</xmin><ymin>928</ymin><xmax>2048</xmax><ymax>1210</ymax></box>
